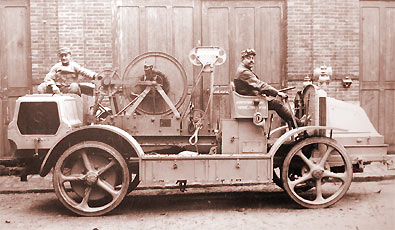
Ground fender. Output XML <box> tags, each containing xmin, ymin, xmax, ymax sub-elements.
<box><xmin>268</xmin><ymin>126</ymin><xmax>347</xmax><ymax>158</ymax></box>
<box><xmin>39</xmin><ymin>124</ymin><xmax>144</xmax><ymax>177</ymax></box>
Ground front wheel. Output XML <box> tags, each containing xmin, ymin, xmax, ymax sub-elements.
<box><xmin>53</xmin><ymin>141</ymin><xmax>130</xmax><ymax>216</ymax></box>
<box><xmin>281</xmin><ymin>137</ymin><xmax>353</xmax><ymax>208</ymax></box>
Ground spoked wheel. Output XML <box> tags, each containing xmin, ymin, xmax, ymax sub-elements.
<box><xmin>273</xmin><ymin>167</ymin><xmax>313</xmax><ymax>192</ymax></box>
<box><xmin>93</xmin><ymin>70</ymin><xmax>125</xmax><ymax>116</ymax></box>
<box><xmin>281</xmin><ymin>137</ymin><xmax>352</xmax><ymax>208</ymax></box>
<box><xmin>53</xmin><ymin>141</ymin><xmax>130</xmax><ymax>216</ymax></box>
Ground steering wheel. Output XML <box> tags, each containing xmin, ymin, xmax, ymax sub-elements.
<box><xmin>92</xmin><ymin>70</ymin><xmax>123</xmax><ymax>116</ymax></box>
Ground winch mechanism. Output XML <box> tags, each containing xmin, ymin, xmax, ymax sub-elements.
<box><xmin>121</xmin><ymin>52</ymin><xmax>188</xmax><ymax>117</ymax></box>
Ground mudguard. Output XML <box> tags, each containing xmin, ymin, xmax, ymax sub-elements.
<box><xmin>39</xmin><ymin>124</ymin><xmax>144</xmax><ymax>177</ymax></box>
<box><xmin>268</xmin><ymin>125</ymin><xmax>347</xmax><ymax>158</ymax></box>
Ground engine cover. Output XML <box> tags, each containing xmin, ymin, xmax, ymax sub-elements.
<box><xmin>8</xmin><ymin>94</ymin><xmax>83</xmax><ymax>150</ymax></box>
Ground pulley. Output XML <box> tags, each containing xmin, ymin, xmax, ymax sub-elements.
<box><xmin>122</xmin><ymin>52</ymin><xmax>188</xmax><ymax>115</ymax></box>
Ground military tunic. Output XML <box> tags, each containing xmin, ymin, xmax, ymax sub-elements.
<box><xmin>44</xmin><ymin>61</ymin><xmax>97</xmax><ymax>88</ymax></box>
<box><xmin>233</xmin><ymin>62</ymin><xmax>304</xmax><ymax>127</ymax></box>
<box><xmin>234</xmin><ymin>62</ymin><xmax>279</xmax><ymax>97</ymax></box>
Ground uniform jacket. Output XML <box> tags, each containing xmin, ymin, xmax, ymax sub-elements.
<box><xmin>234</xmin><ymin>62</ymin><xmax>279</xmax><ymax>97</ymax></box>
<box><xmin>44</xmin><ymin>61</ymin><xmax>97</xmax><ymax>87</ymax></box>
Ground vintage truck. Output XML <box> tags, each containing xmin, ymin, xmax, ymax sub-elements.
<box><xmin>1</xmin><ymin>47</ymin><xmax>393</xmax><ymax>216</ymax></box>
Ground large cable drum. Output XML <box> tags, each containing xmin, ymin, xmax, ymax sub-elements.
<box><xmin>122</xmin><ymin>52</ymin><xmax>188</xmax><ymax>115</ymax></box>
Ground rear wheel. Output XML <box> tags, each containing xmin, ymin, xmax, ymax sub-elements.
<box><xmin>273</xmin><ymin>166</ymin><xmax>313</xmax><ymax>192</ymax></box>
<box><xmin>281</xmin><ymin>137</ymin><xmax>352</xmax><ymax>208</ymax></box>
<box><xmin>53</xmin><ymin>141</ymin><xmax>130</xmax><ymax>216</ymax></box>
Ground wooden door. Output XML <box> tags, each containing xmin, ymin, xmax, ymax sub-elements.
<box><xmin>0</xmin><ymin>0</ymin><xmax>31</xmax><ymax>156</ymax></box>
<box><xmin>360</xmin><ymin>1</ymin><xmax>395</xmax><ymax>154</ymax></box>
<box><xmin>114</xmin><ymin>0</ymin><xmax>285</xmax><ymax>129</ymax></box>
<box><xmin>114</xmin><ymin>0</ymin><xmax>200</xmax><ymax>86</ymax></box>
<box><xmin>114</xmin><ymin>0</ymin><xmax>201</xmax><ymax>116</ymax></box>
<box><xmin>202</xmin><ymin>0</ymin><xmax>285</xmax><ymax>122</ymax></box>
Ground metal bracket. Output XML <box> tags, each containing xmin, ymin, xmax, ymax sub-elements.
<box><xmin>0</xmin><ymin>88</ymin><xmax>7</xmax><ymax>99</ymax></box>
<box><xmin>235</xmin><ymin>159</ymin><xmax>241</xmax><ymax>169</ymax></box>
<box><xmin>386</xmin><ymin>158</ymin><xmax>395</xmax><ymax>170</ymax></box>
<box><xmin>253</xmin><ymin>100</ymin><xmax>265</xmax><ymax>127</ymax></box>
<box><xmin>189</xmin><ymin>46</ymin><xmax>226</xmax><ymax>67</ymax></box>
<box><xmin>176</xmin><ymin>180</ymin><xmax>187</xmax><ymax>192</ymax></box>
<box><xmin>34</xmin><ymin>138</ymin><xmax>43</xmax><ymax>157</ymax></box>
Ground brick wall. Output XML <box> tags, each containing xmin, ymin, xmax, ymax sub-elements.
<box><xmin>29</xmin><ymin>0</ymin><xmax>361</xmax><ymax>102</ymax></box>
<box><xmin>30</xmin><ymin>0</ymin><xmax>113</xmax><ymax>86</ymax></box>
<box><xmin>286</xmin><ymin>0</ymin><xmax>360</xmax><ymax>103</ymax></box>
<box><xmin>288</xmin><ymin>80</ymin><xmax>360</xmax><ymax>104</ymax></box>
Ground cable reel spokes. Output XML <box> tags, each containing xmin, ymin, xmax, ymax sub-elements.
<box><xmin>121</xmin><ymin>52</ymin><xmax>188</xmax><ymax>116</ymax></box>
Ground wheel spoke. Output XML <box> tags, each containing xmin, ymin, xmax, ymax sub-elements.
<box><xmin>81</xmin><ymin>150</ymin><xmax>93</xmax><ymax>171</ymax></box>
<box><xmin>296</xmin><ymin>150</ymin><xmax>315</xmax><ymax>169</ymax></box>
<box><xmin>60</xmin><ymin>173</ymin><xmax>85</xmax><ymax>183</ymax></box>
<box><xmin>289</xmin><ymin>173</ymin><xmax>312</xmax><ymax>190</ymax></box>
<box><xmin>76</xmin><ymin>186</ymin><xmax>93</xmax><ymax>210</ymax></box>
<box><xmin>97</xmin><ymin>159</ymin><xmax>117</xmax><ymax>176</ymax></box>
<box><xmin>319</xmin><ymin>146</ymin><xmax>334</xmax><ymax>167</ymax></box>
<box><xmin>323</xmin><ymin>171</ymin><xmax>347</xmax><ymax>183</ymax></box>
<box><xmin>314</xmin><ymin>179</ymin><xmax>325</xmax><ymax>202</ymax></box>
<box><xmin>97</xmin><ymin>178</ymin><xmax>120</xmax><ymax>199</ymax></box>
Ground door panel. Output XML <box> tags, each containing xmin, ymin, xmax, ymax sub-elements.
<box><xmin>202</xmin><ymin>0</ymin><xmax>284</xmax><ymax>87</ymax></box>
<box><xmin>361</xmin><ymin>7</ymin><xmax>380</xmax><ymax>82</ymax></box>
<box><xmin>4</xmin><ymin>7</ymin><xmax>29</xmax><ymax>88</ymax></box>
<box><xmin>202</xmin><ymin>0</ymin><xmax>284</xmax><ymax>125</ymax></box>
<box><xmin>384</xmin><ymin>90</ymin><xmax>395</xmax><ymax>152</ymax></box>
<box><xmin>204</xmin><ymin>6</ymin><xmax>230</xmax><ymax>85</ymax></box>
<box><xmin>117</xmin><ymin>6</ymin><xmax>140</xmax><ymax>76</ymax></box>
<box><xmin>382</xmin><ymin>7</ymin><xmax>395</xmax><ymax>83</ymax></box>
<box><xmin>360</xmin><ymin>1</ymin><xmax>395</xmax><ymax>154</ymax></box>
<box><xmin>115</xmin><ymin>0</ymin><xmax>197</xmax><ymax>86</ymax></box>
<box><xmin>0</xmin><ymin>0</ymin><xmax>31</xmax><ymax>157</ymax></box>
<box><xmin>360</xmin><ymin>90</ymin><xmax>379</xmax><ymax>130</ymax></box>
<box><xmin>258</xmin><ymin>7</ymin><xmax>282</xmax><ymax>85</ymax></box>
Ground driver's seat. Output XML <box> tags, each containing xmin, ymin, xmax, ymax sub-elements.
<box><xmin>229</xmin><ymin>81</ymin><xmax>268</xmax><ymax>121</ymax></box>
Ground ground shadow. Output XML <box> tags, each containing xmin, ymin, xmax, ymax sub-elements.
<box><xmin>115</xmin><ymin>190</ymin><xmax>298</xmax><ymax>215</ymax></box>
<box><xmin>30</xmin><ymin>189</ymin><xmax>297</xmax><ymax>216</ymax></box>
<box><xmin>32</xmin><ymin>195</ymin><xmax>76</xmax><ymax>216</ymax></box>
<box><xmin>31</xmin><ymin>186</ymin><xmax>372</xmax><ymax>216</ymax></box>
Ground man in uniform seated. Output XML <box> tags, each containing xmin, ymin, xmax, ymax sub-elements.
<box><xmin>234</xmin><ymin>48</ymin><xmax>307</xmax><ymax>127</ymax></box>
<box><xmin>38</xmin><ymin>47</ymin><xmax>98</xmax><ymax>95</ymax></box>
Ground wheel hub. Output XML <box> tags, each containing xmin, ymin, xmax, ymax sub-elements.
<box><xmin>311</xmin><ymin>168</ymin><xmax>324</xmax><ymax>180</ymax></box>
<box><xmin>85</xmin><ymin>171</ymin><xmax>98</xmax><ymax>185</ymax></box>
